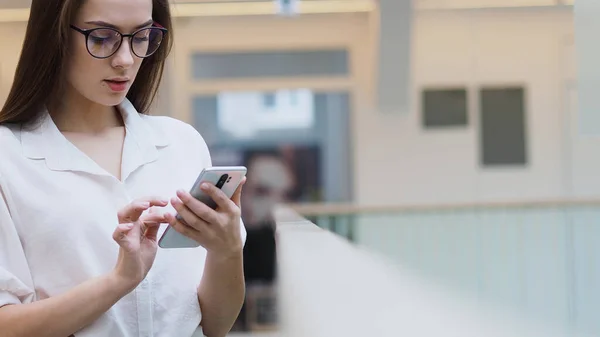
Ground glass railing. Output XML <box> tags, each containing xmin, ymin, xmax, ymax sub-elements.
<box><xmin>288</xmin><ymin>200</ymin><xmax>600</xmax><ymax>337</ymax></box>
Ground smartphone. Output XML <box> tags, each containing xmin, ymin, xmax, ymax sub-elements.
<box><xmin>158</xmin><ymin>166</ymin><xmax>247</xmax><ymax>249</ymax></box>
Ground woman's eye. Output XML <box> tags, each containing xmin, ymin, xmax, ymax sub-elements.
<box><xmin>90</xmin><ymin>36</ymin><xmax>111</xmax><ymax>44</ymax></box>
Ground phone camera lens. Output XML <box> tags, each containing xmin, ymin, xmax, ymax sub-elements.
<box><xmin>216</xmin><ymin>174</ymin><xmax>229</xmax><ymax>189</ymax></box>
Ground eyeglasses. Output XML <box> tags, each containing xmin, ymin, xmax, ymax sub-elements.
<box><xmin>70</xmin><ymin>24</ymin><xmax>167</xmax><ymax>59</ymax></box>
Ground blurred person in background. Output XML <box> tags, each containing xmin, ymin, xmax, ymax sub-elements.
<box><xmin>241</xmin><ymin>150</ymin><xmax>296</xmax><ymax>230</ymax></box>
<box><xmin>241</xmin><ymin>150</ymin><xmax>296</xmax><ymax>282</ymax></box>
<box><xmin>0</xmin><ymin>0</ymin><xmax>247</xmax><ymax>336</ymax></box>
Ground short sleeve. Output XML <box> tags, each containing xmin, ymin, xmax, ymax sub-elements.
<box><xmin>0</xmin><ymin>173</ymin><xmax>35</xmax><ymax>307</ymax></box>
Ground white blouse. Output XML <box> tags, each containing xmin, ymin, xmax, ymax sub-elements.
<box><xmin>0</xmin><ymin>99</ymin><xmax>246</xmax><ymax>337</ymax></box>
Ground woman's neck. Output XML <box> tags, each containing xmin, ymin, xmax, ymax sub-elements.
<box><xmin>49</xmin><ymin>87</ymin><xmax>124</xmax><ymax>134</ymax></box>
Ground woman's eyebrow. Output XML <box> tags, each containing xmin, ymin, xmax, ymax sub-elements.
<box><xmin>84</xmin><ymin>19</ymin><xmax>154</xmax><ymax>30</ymax></box>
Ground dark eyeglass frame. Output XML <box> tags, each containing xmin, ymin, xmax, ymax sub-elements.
<box><xmin>69</xmin><ymin>24</ymin><xmax>168</xmax><ymax>59</ymax></box>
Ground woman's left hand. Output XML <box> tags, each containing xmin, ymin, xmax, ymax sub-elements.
<box><xmin>165</xmin><ymin>177</ymin><xmax>246</xmax><ymax>256</ymax></box>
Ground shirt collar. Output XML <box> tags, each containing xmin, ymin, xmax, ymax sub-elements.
<box><xmin>21</xmin><ymin>98</ymin><xmax>170</xmax><ymax>180</ymax></box>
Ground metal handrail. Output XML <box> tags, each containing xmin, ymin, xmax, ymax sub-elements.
<box><xmin>286</xmin><ymin>197</ymin><xmax>600</xmax><ymax>216</ymax></box>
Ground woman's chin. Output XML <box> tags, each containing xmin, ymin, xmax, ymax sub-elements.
<box><xmin>98</xmin><ymin>93</ymin><xmax>129</xmax><ymax>107</ymax></box>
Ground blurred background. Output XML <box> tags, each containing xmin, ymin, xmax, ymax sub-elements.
<box><xmin>3</xmin><ymin>0</ymin><xmax>600</xmax><ymax>336</ymax></box>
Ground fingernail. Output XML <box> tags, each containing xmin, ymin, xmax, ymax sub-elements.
<box><xmin>140</xmin><ymin>202</ymin><xmax>150</xmax><ymax>208</ymax></box>
<box><xmin>125</xmin><ymin>223</ymin><xmax>134</xmax><ymax>229</ymax></box>
<box><xmin>176</xmin><ymin>190</ymin><xmax>186</xmax><ymax>197</ymax></box>
<box><xmin>201</xmin><ymin>183</ymin><xmax>209</xmax><ymax>191</ymax></box>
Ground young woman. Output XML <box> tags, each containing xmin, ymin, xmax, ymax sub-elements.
<box><xmin>0</xmin><ymin>0</ymin><xmax>247</xmax><ymax>336</ymax></box>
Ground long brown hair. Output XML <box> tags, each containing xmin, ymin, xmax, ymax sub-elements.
<box><xmin>0</xmin><ymin>0</ymin><xmax>173</xmax><ymax>126</ymax></box>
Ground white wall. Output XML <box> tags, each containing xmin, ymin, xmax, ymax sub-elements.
<box><xmin>353</xmin><ymin>8</ymin><xmax>600</xmax><ymax>336</ymax></box>
<box><xmin>354</xmin><ymin>8</ymin><xmax>592</xmax><ymax>205</ymax></box>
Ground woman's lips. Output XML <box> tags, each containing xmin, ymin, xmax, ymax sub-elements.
<box><xmin>104</xmin><ymin>80</ymin><xmax>128</xmax><ymax>92</ymax></box>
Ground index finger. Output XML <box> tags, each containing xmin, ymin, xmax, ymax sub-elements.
<box><xmin>117</xmin><ymin>197</ymin><xmax>169</xmax><ymax>223</ymax></box>
<box><xmin>199</xmin><ymin>183</ymin><xmax>236</xmax><ymax>211</ymax></box>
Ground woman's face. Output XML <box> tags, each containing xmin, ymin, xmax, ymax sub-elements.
<box><xmin>67</xmin><ymin>0</ymin><xmax>153</xmax><ymax>107</ymax></box>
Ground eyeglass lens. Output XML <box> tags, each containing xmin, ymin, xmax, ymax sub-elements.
<box><xmin>87</xmin><ymin>28</ymin><xmax>164</xmax><ymax>58</ymax></box>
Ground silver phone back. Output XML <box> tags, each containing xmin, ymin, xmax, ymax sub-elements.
<box><xmin>158</xmin><ymin>166</ymin><xmax>247</xmax><ymax>249</ymax></box>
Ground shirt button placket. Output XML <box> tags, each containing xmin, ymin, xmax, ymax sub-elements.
<box><xmin>113</xmin><ymin>180</ymin><xmax>132</xmax><ymax>210</ymax></box>
<box><xmin>136</xmin><ymin>278</ymin><xmax>154</xmax><ymax>337</ymax></box>
<box><xmin>117</xmin><ymin>180</ymin><xmax>153</xmax><ymax>336</ymax></box>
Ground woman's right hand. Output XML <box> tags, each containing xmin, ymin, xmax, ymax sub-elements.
<box><xmin>111</xmin><ymin>197</ymin><xmax>169</xmax><ymax>289</ymax></box>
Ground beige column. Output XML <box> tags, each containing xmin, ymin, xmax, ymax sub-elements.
<box><xmin>375</xmin><ymin>0</ymin><xmax>413</xmax><ymax>114</ymax></box>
